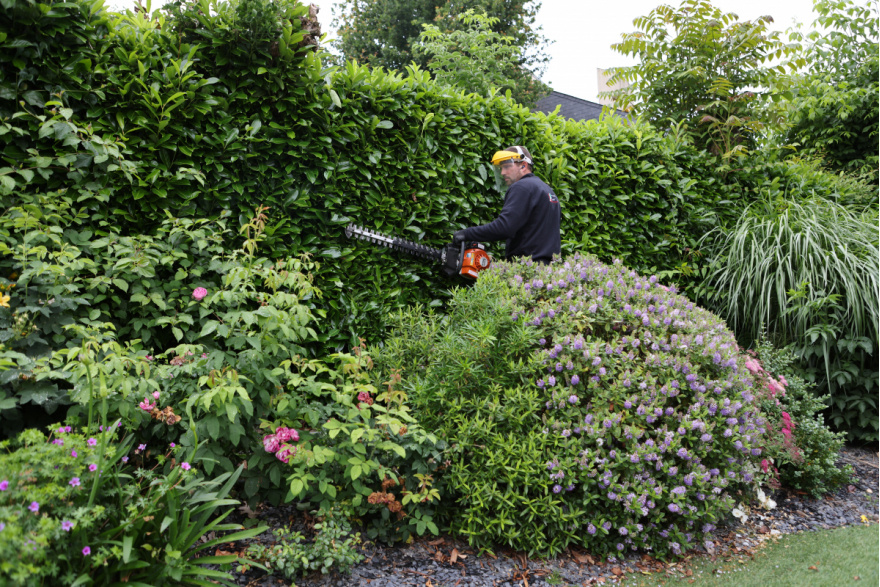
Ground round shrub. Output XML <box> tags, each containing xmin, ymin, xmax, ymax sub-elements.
<box><xmin>374</xmin><ymin>254</ymin><xmax>769</xmax><ymax>558</ymax></box>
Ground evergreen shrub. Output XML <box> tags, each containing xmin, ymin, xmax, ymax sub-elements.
<box><xmin>374</xmin><ymin>255</ymin><xmax>771</xmax><ymax>558</ymax></box>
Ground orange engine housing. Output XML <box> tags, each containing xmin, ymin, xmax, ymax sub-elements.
<box><xmin>460</xmin><ymin>246</ymin><xmax>491</xmax><ymax>279</ymax></box>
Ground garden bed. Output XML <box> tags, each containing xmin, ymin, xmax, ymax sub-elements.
<box><xmin>226</xmin><ymin>445</ymin><xmax>877</xmax><ymax>586</ymax></box>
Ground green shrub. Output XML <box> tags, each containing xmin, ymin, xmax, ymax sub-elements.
<box><xmin>748</xmin><ymin>338</ymin><xmax>853</xmax><ymax>497</ymax></box>
<box><xmin>699</xmin><ymin>195</ymin><xmax>878</xmax><ymax>442</ymax></box>
<box><xmin>374</xmin><ymin>255</ymin><xmax>772</xmax><ymax>558</ymax></box>
<box><xmin>0</xmin><ymin>425</ymin><xmax>265</xmax><ymax>586</ymax></box>
<box><xmin>240</xmin><ymin>506</ymin><xmax>364</xmax><ymax>580</ymax></box>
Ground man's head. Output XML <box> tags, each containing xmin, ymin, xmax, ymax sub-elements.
<box><xmin>491</xmin><ymin>145</ymin><xmax>533</xmax><ymax>186</ymax></box>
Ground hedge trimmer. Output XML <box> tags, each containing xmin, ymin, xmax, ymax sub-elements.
<box><xmin>344</xmin><ymin>224</ymin><xmax>491</xmax><ymax>279</ymax></box>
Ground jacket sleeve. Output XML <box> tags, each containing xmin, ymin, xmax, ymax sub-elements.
<box><xmin>464</xmin><ymin>186</ymin><xmax>531</xmax><ymax>242</ymax></box>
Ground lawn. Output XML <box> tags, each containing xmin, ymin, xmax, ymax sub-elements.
<box><xmin>623</xmin><ymin>524</ymin><xmax>879</xmax><ymax>587</ymax></box>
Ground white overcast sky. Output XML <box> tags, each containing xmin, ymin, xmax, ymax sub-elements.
<box><xmin>105</xmin><ymin>0</ymin><xmax>829</xmax><ymax>102</ymax></box>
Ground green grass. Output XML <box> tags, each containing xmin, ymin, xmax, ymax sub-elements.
<box><xmin>623</xmin><ymin>524</ymin><xmax>879</xmax><ymax>587</ymax></box>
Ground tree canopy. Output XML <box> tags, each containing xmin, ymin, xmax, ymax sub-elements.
<box><xmin>331</xmin><ymin>0</ymin><xmax>550</xmax><ymax>104</ymax></box>
<box><xmin>780</xmin><ymin>0</ymin><xmax>878</xmax><ymax>183</ymax></box>
<box><xmin>602</xmin><ymin>0</ymin><xmax>800</xmax><ymax>157</ymax></box>
<box><xmin>413</xmin><ymin>10</ymin><xmax>550</xmax><ymax>106</ymax></box>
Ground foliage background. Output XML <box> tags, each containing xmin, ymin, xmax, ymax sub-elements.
<box><xmin>0</xmin><ymin>0</ymin><xmax>875</xmax><ymax>441</ymax></box>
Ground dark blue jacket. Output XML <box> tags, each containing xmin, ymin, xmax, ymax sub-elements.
<box><xmin>463</xmin><ymin>173</ymin><xmax>561</xmax><ymax>262</ymax></box>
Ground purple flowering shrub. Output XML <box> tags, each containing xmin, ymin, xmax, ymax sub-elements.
<box><xmin>376</xmin><ymin>254</ymin><xmax>771</xmax><ymax>558</ymax></box>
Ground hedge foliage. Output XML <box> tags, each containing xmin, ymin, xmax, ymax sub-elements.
<box><xmin>3</xmin><ymin>0</ymin><xmax>868</xmax><ymax>355</ymax></box>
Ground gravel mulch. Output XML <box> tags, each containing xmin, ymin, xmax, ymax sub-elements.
<box><xmin>225</xmin><ymin>445</ymin><xmax>878</xmax><ymax>587</ymax></box>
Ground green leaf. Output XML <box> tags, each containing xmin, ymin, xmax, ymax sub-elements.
<box><xmin>122</xmin><ymin>535</ymin><xmax>133</xmax><ymax>563</ymax></box>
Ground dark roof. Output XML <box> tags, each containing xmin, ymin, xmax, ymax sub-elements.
<box><xmin>533</xmin><ymin>90</ymin><xmax>625</xmax><ymax>122</ymax></box>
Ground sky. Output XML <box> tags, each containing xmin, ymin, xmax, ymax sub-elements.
<box><xmin>104</xmin><ymin>0</ymin><xmax>827</xmax><ymax>102</ymax></box>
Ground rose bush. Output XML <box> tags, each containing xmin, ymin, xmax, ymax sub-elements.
<box><xmin>375</xmin><ymin>254</ymin><xmax>779</xmax><ymax>558</ymax></box>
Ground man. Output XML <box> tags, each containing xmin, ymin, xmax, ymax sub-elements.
<box><xmin>452</xmin><ymin>146</ymin><xmax>561</xmax><ymax>264</ymax></box>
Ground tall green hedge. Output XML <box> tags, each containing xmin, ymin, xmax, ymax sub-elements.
<box><xmin>0</xmin><ymin>0</ymin><xmax>865</xmax><ymax>352</ymax></box>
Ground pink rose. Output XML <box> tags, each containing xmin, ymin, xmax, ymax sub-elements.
<box><xmin>275</xmin><ymin>427</ymin><xmax>299</xmax><ymax>443</ymax></box>
<box><xmin>192</xmin><ymin>287</ymin><xmax>208</xmax><ymax>301</ymax></box>
<box><xmin>152</xmin><ymin>391</ymin><xmax>160</xmax><ymax>400</ymax></box>
<box><xmin>263</xmin><ymin>434</ymin><xmax>280</xmax><ymax>453</ymax></box>
<box><xmin>778</xmin><ymin>375</ymin><xmax>788</xmax><ymax>387</ymax></box>
<box><xmin>138</xmin><ymin>399</ymin><xmax>156</xmax><ymax>411</ymax></box>
<box><xmin>761</xmin><ymin>459</ymin><xmax>770</xmax><ymax>473</ymax></box>
<box><xmin>276</xmin><ymin>445</ymin><xmax>298</xmax><ymax>464</ymax></box>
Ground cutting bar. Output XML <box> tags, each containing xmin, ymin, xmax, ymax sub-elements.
<box><xmin>345</xmin><ymin>224</ymin><xmax>442</xmax><ymax>261</ymax></box>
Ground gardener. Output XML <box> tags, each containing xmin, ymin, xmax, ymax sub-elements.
<box><xmin>452</xmin><ymin>145</ymin><xmax>561</xmax><ymax>264</ymax></box>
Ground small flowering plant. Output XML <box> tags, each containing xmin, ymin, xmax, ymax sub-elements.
<box><xmin>378</xmin><ymin>254</ymin><xmax>773</xmax><ymax>559</ymax></box>
<box><xmin>748</xmin><ymin>338</ymin><xmax>853</xmax><ymax>497</ymax></box>
<box><xmin>0</xmin><ymin>426</ymin><xmax>265</xmax><ymax>586</ymax></box>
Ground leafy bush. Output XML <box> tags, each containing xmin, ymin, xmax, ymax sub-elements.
<box><xmin>374</xmin><ymin>255</ymin><xmax>772</xmax><ymax>558</ymax></box>
<box><xmin>779</xmin><ymin>0</ymin><xmax>879</xmax><ymax>183</ymax></box>
<box><xmin>240</xmin><ymin>506</ymin><xmax>364</xmax><ymax>580</ymax></box>
<box><xmin>748</xmin><ymin>338</ymin><xmax>853</xmax><ymax>498</ymax></box>
<box><xmin>0</xmin><ymin>425</ymin><xmax>264</xmax><ymax>586</ymax></box>
<box><xmin>699</xmin><ymin>195</ymin><xmax>878</xmax><ymax>442</ymax></box>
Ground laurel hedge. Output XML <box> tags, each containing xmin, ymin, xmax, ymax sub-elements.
<box><xmin>0</xmin><ymin>0</ymin><xmax>867</xmax><ymax>354</ymax></box>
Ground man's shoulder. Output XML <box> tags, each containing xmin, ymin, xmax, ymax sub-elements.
<box><xmin>513</xmin><ymin>174</ymin><xmax>555</xmax><ymax>195</ymax></box>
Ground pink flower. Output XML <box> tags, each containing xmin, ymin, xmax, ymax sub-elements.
<box><xmin>263</xmin><ymin>434</ymin><xmax>280</xmax><ymax>453</ymax></box>
<box><xmin>152</xmin><ymin>391</ymin><xmax>160</xmax><ymax>400</ymax></box>
<box><xmin>180</xmin><ymin>462</ymin><xmax>191</xmax><ymax>471</ymax></box>
<box><xmin>778</xmin><ymin>375</ymin><xmax>788</xmax><ymax>387</ymax></box>
<box><xmin>61</xmin><ymin>520</ymin><xmax>74</xmax><ymax>532</ymax></box>
<box><xmin>0</xmin><ymin>480</ymin><xmax>8</xmax><ymax>491</ymax></box>
<box><xmin>275</xmin><ymin>427</ymin><xmax>299</xmax><ymax>443</ymax></box>
<box><xmin>744</xmin><ymin>357</ymin><xmax>763</xmax><ymax>374</ymax></box>
<box><xmin>88</xmin><ymin>464</ymin><xmax>98</xmax><ymax>472</ymax></box>
<box><xmin>138</xmin><ymin>398</ymin><xmax>156</xmax><ymax>411</ymax></box>
<box><xmin>145</xmin><ymin>355</ymin><xmax>154</xmax><ymax>361</ymax></box>
<box><xmin>71</xmin><ymin>450</ymin><xmax>77</xmax><ymax>458</ymax></box>
<box><xmin>766</xmin><ymin>378</ymin><xmax>785</xmax><ymax>396</ymax></box>
<box><xmin>201</xmin><ymin>353</ymin><xmax>207</xmax><ymax>358</ymax></box>
<box><xmin>276</xmin><ymin>445</ymin><xmax>298</xmax><ymax>464</ymax></box>
<box><xmin>192</xmin><ymin>287</ymin><xmax>208</xmax><ymax>301</ymax></box>
<box><xmin>87</xmin><ymin>438</ymin><xmax>97</xmax><ymax>447</ymax></box>
<box><xmin>170</xmin><ymin>443</ymin><xmax>176</xmax><ymax>448</ymax></box>
<box><xmin>69</xmin><ymin>477</ymin><xmax>81</xmax><ymax>487</ymax></box>
<box><xmin>82</xmin><ymin>546</ymin><xmax>91</xmax><ymax>556</ymax></box>
<box><xmin>28</xmin><ymin>502</ymin><xmax>39</xmax><ymax>513</ymax></box>
<box><xmin>761</xmin><ymin>459</ymin><xmax>770</xmax><ymax>473</ymax></box>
